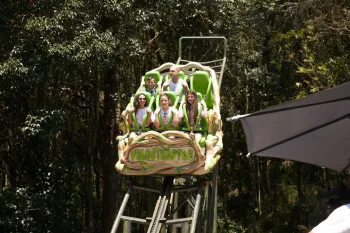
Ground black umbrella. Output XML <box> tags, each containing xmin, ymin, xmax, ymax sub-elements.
<box><xmin>227</xmin><ymin>81</ymin><xmax>350</xmax><ymax>172</ymax></box>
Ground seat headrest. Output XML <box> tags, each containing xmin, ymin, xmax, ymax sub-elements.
<box><xmin>178</xmin><ymin>71</ymin><xmax>186</xmax><ymax>80</ymax></box>
<box><xmin>192</xmin><ymin>71</ymin><xmax>209</xmax><ymax>81</ymax></box>
<box><xmin>145</xmin><ymin>71</ymin><xmax>162</xmax><ymax>82</ymax></box>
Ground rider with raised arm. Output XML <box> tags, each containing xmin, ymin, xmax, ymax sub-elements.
<box><xmin>162</xmin><ymin>65</ymin><xmax>189</xmax><ymax>95</ymax></box>
<box><xmin>153</xmin><ymin>93</ymin><xmax>179</xmax><ymax>130</ymax></box>
<box><xmin>126</xmin><ymin>93</ymin><xmax>152</xmax><ymax>131</ymax></box>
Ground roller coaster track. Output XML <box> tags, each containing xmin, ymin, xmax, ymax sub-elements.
<box><xmin>110</xmin><ymin>174</ymin><xmax>211</xmax><ymax>233</ymax></box>
<box><xmin>147</xmin><ymin>176</ymin><xmax>173</xmax><ymax>233</ymax></box>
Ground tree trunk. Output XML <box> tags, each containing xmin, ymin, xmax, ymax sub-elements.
<box><xmin>100</xmin><ymin>63</ymin><xmax>120</xmax><ymax>233</ymax></box>
<box><xmin>93</xmin><ymin>76</ymin><xmax>101</xmax><ymax>233</ymax></box>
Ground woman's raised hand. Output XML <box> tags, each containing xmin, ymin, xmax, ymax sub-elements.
<box><xmin>126</xmin><ymin>104</ymin><xmax>135</xmax><ymax>112</ymax></box>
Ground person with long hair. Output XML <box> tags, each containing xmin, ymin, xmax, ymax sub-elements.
<box><xmin>178</xmin><ymin>90</ymin><xmax>208</xmax><ymax>143</ymax></box>
<box><xmin>153</xmin><ymin>93</ymin><xmax>179</xmax><ymax>130</ymax></box>
<box><xmin>126</xmin><ymin>93</ymin><xmax>152</xmax><ymax>129</ymax></box>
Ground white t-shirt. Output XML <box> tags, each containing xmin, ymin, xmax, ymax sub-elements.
<box><xmin>156</xmin><ymin>107</ymin><xmax>176</xmax><ymax>128</ymax></box>
<box><xmin>135</xmin><ymin>108</ymin><xmax>147</xmax><ymax>126</ymax></box>
<box><xmin>311</xmin><ymin>204</ymin><xmax>350</xmax><ymax>233</ymax></box>
<box><xmin>169</xmin><ymin>79</ymin><xmax>182</xmax><ymax>93</ymax></box>
<box><xmin>160</xmin><ymin>107</ymin><xmax>171</xmax><ymax>127</ymax></box>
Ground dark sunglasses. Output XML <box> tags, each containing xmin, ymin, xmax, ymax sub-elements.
<box><xmin>138</xmin><ymin>98</ymin><xmax>146</xmax><ymax>100</ymax></box>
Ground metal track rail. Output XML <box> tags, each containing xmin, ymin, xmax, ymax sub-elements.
<box><xmin>147</xmin><ymin>176</ymin><xmax>174</xmax><ymax>233</ymax></box>
<box><xmin>176</xmin><ymin>36</ymin><xmax>227</xmax><ymax>89</ymax></box>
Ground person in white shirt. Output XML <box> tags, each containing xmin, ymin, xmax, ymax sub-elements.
<box><xmin>162</xmin><ymin>65</ymin><xmax>189</xmax><ymax>95</ymax></box>
<box><xmin>126</xmin><ymin>93</ymin><xmax>152</xmax><ymax>129</ymax></box>
<box><xmin>309</xmin><ymin>203</ymin><xmax>350</xmax><ymax>233</ymax></box>
<box><xmin>153</xmin><ymin>93</ymin><xmax>179</xmax><ymax>130</ymax></box>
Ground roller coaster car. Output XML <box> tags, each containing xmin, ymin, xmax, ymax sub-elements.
<box><xmin>116</xmin><ymin>62</ymin><xmax>223</xmax><ymax>176</ymax></box>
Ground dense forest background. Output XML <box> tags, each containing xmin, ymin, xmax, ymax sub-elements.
<box><xmin>1</xmin><ymin>0</ymin><xmax>350</xmax><ymax>232</ymax></box>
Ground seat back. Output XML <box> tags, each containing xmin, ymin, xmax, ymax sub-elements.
<box><xmin>190</xmin><ymin>71</ymin><xmax>213</xmax><ymax>108</ymax></box>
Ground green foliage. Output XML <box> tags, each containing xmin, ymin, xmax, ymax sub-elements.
<box><xmin>0</xmin><ymin>58</ymin><xmax>28</xmax><ymax>76</ymax></box>
<box><xmin>218</xmin><ymin>212</ymin><xmax>248</xmax><ymax>233</ymax></box>
<box><xmin>0</xmin><ymin>163</ymin><xmax>83</xmax><ymax>233</ymax></box>
<box><xmin>22</xmin><ymin>110</ymin><xmax>65</xmax><ymax>136</ymax></box>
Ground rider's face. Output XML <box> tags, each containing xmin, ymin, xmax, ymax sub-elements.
<box><xmin>147</xmin><ymin>78</ymin><xmax>155</xmax><ymax>89</ymax></box>
<box><xmin>169</xmin><ymin>66</ymin><xmax>179</xmax><ymax>79</ymax></box>
<box><xmin>160</xmin><ymin>96</ymin><xmax>169</xmax><ymax>108</ymax></box>
<box><xmin>187</xmin><ymin>93</ymin><xmax>195</xmax><ymax>105</ymax></box>
<box><xmin>138</xmin><ymin>94</ymin><xmax>146</xmax><ymax>106</ymax></box>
